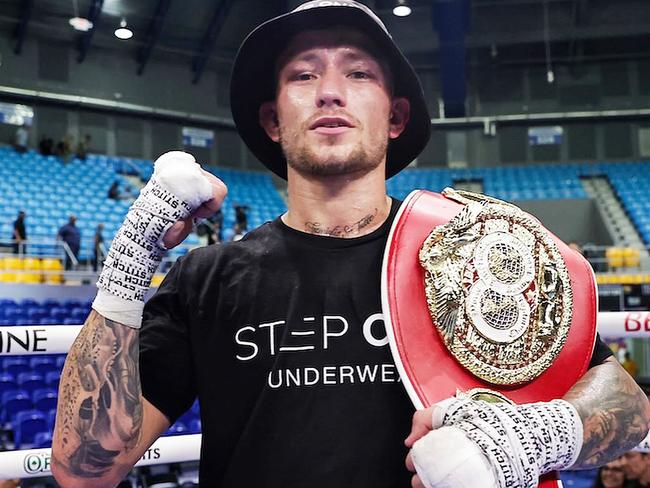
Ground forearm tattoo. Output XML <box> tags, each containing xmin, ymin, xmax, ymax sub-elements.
<box><xmin>304</xmin><ymin>208</ymin><xmax>378</xmax><ymax>237</ymax></box>
<box><xmin>564</xmin><ymin>358</ymin><xmax>650</xmax><ymax>468</ymax></box>
<box><xmin>53</xmin><ymin>310</ymin><xmax>142</xmax><ymax>478</ymax></box>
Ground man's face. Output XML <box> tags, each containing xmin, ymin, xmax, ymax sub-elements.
<box><xmin>600</xmin><ymin>457</ymin><xmax>627</xmax><ymax>488</ymax></box>
<box><xmin>259</xmin><ymin>28</ymin><xmax>409</xmax><ymax>178</ymax></box>
<box><xmin>624</xmin><ymin>451</ymin><xmax>645</xmax><ymax>479</ymax></box>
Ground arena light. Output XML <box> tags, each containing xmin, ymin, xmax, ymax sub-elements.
<box><xmin>114</xmin><ymin>18</ymin><xmax>133</xmax><ymax>40</ymax></box>
<box><xmin>393</xmin><ymin>0</ymin><xmax>412</xmax><ymax>17</ymax></box>
<box><xmin>68</xmin><ymin>17</ymin><xmax>93</xmax><ymax>32</ymax></box>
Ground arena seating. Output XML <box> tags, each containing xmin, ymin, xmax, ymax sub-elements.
<box><xmin>386</xmin><ymin>160</ymin><xmax>650</xmax><ymax>245</ymax></box>
<box><xmin>386</xmin><ymin>164</ymin><xmax>588</xmax><ymax>201</ymax></box>
<box><xmin>0</xmin><ymin>298</ymin><xmax>92</xmax><ymax>326</ymax></box>
<box><xmin>0</xmin><ymin>147</ymin><xmax>287</xmax><ymax>263</ymax></box>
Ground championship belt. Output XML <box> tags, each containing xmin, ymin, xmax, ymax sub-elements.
<box><xmin>381</xmin><ymin>189</ymin><xmax>598</xmax><ymax>488</ymax></box>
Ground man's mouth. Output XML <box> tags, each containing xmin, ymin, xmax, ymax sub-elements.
<box><xmin>310</xmin><ymin>117</ymin><xmax>355</xmax><ymax>135</ymax></box>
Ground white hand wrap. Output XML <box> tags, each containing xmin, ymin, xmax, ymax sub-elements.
<box><xmin>92</xmin><ymin>151</ymin><xmax>212</xmax><ymax>328</ymax></box>
<box><xmin>412</xmin><ymin>398</ymin><xmax>583</xmax><ymax>488</ymax></box>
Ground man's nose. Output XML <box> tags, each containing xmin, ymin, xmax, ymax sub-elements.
<box><xmin>316</xmin><ymin>71</ymin><xmax>346</xmax><ymax>108</ymax></box>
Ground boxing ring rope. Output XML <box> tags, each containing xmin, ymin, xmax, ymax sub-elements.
<box><xmin>1</xmin><ymin>311</ymin><xmax>649</xmax><ymax>479</ymax></box>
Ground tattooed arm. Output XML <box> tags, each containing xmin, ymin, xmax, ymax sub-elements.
<box><xmin>51</xmin><ymin>310</ymin><xmax>170</xmax><ymax>488</ymax></box>
<box><xmin>564</xmin><ymin>356</ymin><xmax>650</xmax><ymax>468</ymax></box>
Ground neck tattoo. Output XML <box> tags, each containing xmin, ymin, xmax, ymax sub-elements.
<box><xmin>304</xmin><ymin>207</ymin><xmax>379</xmax><ymax>237</ymax></box>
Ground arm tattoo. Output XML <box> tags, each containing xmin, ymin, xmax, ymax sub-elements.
<box><xmin>305</xmin><ymin>208</ymin><xmax>378</xmax><ymax>237</ymax></box>
<box><xmin>54</xmin><ymin>310</ymin><xmax>142</xmax><ymax>478</ymax></box>
<box><xmin>564</xmin><ymin>358</ymin><xmax>650</xmax><ymax>468</ymax></box>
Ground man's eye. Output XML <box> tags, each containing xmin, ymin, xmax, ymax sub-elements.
<box><xmin>295</xmin><ymin>73</ymin><xmax>314</xmax><ymax>81</ymax></box>
<box><xmin>350</xmin><ymin>71</ymin><xmax>370</xmax><ymax>79</ymax></box>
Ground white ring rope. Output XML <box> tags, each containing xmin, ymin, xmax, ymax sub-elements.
<box><xmin>1</xmin><ymin>312</ymin><xmax>649</xmax><ymax>357</ymax></box>
<box><xmin>1</xmin><ymin>312</ymin><xmax>649</xmax><ymax>479</ymax></box>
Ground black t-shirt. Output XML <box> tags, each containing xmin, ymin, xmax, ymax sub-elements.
<box><xmin>140</xmin><ymin>199</ymin><xmax>612</xmax><ymax>487</ymax></box>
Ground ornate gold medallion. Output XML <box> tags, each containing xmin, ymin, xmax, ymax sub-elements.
<box><xmin>419</xmin><ymin>188</ymin><xmax>573</xmax><ymax>385</ymax></box>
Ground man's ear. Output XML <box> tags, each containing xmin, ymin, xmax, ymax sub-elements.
<box><xmin>259</xmin><ymin>101</ymin><xmax>280</xmax><ymax>142</ymax></box>
<box><xmin>388</xmin><ymin>97</ymin><xmax>410</xmax><ymax>140</ymax></box>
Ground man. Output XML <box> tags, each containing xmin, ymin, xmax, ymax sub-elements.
<box><xmin>13</xmin><ymin>124</ymin><xmax>28</xmax><ymax>154</ymax></box>
<box><xmin>57</xmin><ymin>215</ymin><xmax>80</xmax><ymax>270</ymax></box>
<box><xmin>12</xmin><ymin>211</ymin><xmax>26</xmax><ymax>255</ymax></box>
<box><xmin>52</xmin><ymin>2</ymin><xmax>649</xmax><ymax>488</ymax></box>
<box><xmin>625</xmin><ymin>451</ymin><xmax>650</xmax><ymax>487</ymax></box>
<box><xmin>76</xmin><ymin>134</ymin><xmax>92</xmax><ymax>160</ymax></box>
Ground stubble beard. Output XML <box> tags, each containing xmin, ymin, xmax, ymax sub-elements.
<box><xmin>279</xmin><ymin>125</ymin><xmax>388</xmax><ymax>177</ymax></box>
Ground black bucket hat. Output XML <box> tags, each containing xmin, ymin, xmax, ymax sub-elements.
<box><xmin>230</xmin><ymin>0</ymin><xmax>431</xmax><ymax>180</ymax></box>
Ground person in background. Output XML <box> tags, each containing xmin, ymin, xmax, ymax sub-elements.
<box><xmin>56</xmin><ymin>134</ymin><xmax>74</xmax><ymax>164</ymax></box>
<box><xmin>568</xmin><ymin>241</ymin><xmax>583</xmax><ymax>254</ymax></box>
<box><xmin>93</xmin><ymin>223</ymin><xmax>105</xmax><ymax>272</ymax></box>
<box><xmin>38</xmin><ymin>135</ymin><xmax>54</xmax><ymax>156</ymax></box>
<box><xmin>12</xmin><ymin>211</ymin><xmax>26</xmax><ymax>255</ymax></box>
<box><xmin>57</xmin><ymin>215</ymin><xmax>81</xmax><ymax>270</ymax></box>
<box><xmin>593</xmin><ymin>455</ymin><xmax>629</xmax><ymax>488</ymax></box>
<box><xmin>625</xmin><ymin>451</ymin><xmax>649</xmax><ymax>487</ymax></box>
<box><xmin>76</xmin><ymin>134</ymin><xmax>92</xmax><ymax>160</ymax></box>
<box><xmin>234</xmin><ymin>204</ymin><xmax>249</xmax><ymax>231</ymax></box>
<box><xmin>630</xmin><ymin>451</ymin><xmax>650</xmax><ymax>488</ymax></box>
<box><xmin>622</xmin><ymin>352</ymin><xmax>639</xmax><ymax>379</ymax></box>
<box><xmin>209</xmin><ymin>208</ymin><xmax>223</xmax><ymax>242</ymax></box>
<box><xmin>13</xmin><ymin>124</ymin><xmax>29</xmax><ymax>154</ymax></box>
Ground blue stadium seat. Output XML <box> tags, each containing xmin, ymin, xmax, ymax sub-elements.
<box><xmin>1</xmin><ymin>389</ymin><xmax>32</xmax><ymax>423</ymax></box>
<box><xmin>0</xmin><ymin>372</ymin><xmax>17</xmax><ymax>398</ymax></box>
<box><xmin>188</xmin><ymin>419</ymin><xmax>202</xmax><ymax>433</ymax></box>
<box><xmin>49</xmin><ymin>307</ymin><xmax>68</xmax><ymax>322</ymax></box>
<box><xmin>17</xmin><ymin>372</ymin><xmax>46</xmax><ymax>394</ymax></box>
<box><xmin>33</xmin><ymin>431</ymin><xmax>53</xmax><ymax>448</ymax></box>
<box><xmin>3</xmin><ymin>358</ymin><xmax>30</xmax><ymax>377</ymax></box>
<box><xmin>165</xmin><ymin>421</ymin><xmax>188</xmax><ymax>436</ymax></box>
<box><xmin>45</xmin><ymin>371</ymin><xmax>61</xmax><ymax>389</ymax></box>
<box><xmin>33</xmin><ymin>388</ymin><xmax>58</xmax><ymax>412</ymax></box>
<box><xmin>56</xmin><ymin>356</ymin><xmax>67</xmax><ymax>370</ymax></box>
<box><xmin>30</xmin><ymin>357</ymin><xmax>56</xmax><ymax>376</ymax></box>
<box><xmin>14</xmin><ymin>410</ymin><xmax>47</xmax><ymax>448</ymax></box>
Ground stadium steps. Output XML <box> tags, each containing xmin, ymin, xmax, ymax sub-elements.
<box><xmin>581</xmin><ymin>176</ymin><xmax>650</xmax><ymax>264</ymax></box>
<box><xmin>125</xmin><ymin>174</ymin><xmax>145</xmax><ymax>191</ymax></box>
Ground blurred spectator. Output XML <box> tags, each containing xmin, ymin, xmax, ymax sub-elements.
<box><xmin>38</xmin><ymin>135</ymin><xmax>54</xmax><ymax>156</ymax></box>
<box><xmin>234</xmin><ymin>204</ymin><xmax>249</xmax><ymax>231</ymax></box>
<box><xmin>0</xmin><ymin>479</ymin><xmax>19</xmax><ymax>488</ymax></box>
<box><xmin>593</xmin><ymin>455</ymin><xmax>628</xmax><ymax>488</ymax></box>
<box><xmin>58</xmin><ymin>215</ymin><xmax>81</xmax><ymax>270</ymax></box>
<box><xmin>76</xmin><ymin>134</ymin><xmax>92</xmax><ymax>160</ymax></box>
<box><xmin>209</xmin><ymin>208</ymin><xmax>223</xmax><ymax>242</ymax></box>
<box><xmin>93</xmin><ymin>223</ymin><xmax>105</xmax><ymax>272</ymax></box>
<box><xmin>56</xmin><ymin>134</ymin><xmax>74</xmax><ymax>163</ymax></box>
<box><xmin>625</xmin><ymin>451</ymin><xmax>649</xmax><ymax>486</ymax></box>
<box><xmin>568</xmin><ymin>242</ymin><xmax>582</xmax><ymax>254</ymax></box>
<box><xmin>622</xmin><ymin>352</ymin><xmax>639</xmax><ymax>379</ymax></box>
<box><xmin>13</xmin><ymin>124</ymin><xmax>29</xmax><ymax>153</ymax></box>
<box><xmin>12</xmin><ymin>211</ymin><xmax>26</xmax><ymax>255</ymax></box>
<box><xmin>196</xmin><ymin>221</ymin><xmax>218</xmax><ymax>246</ymax></box>
<box><xmin>108</xmin><ymin>181</ymin><xmax>121</xmax><ymax>200</ymax></box>
<box><xmin>108</xmin><ymin>181</ymin><xmax>134</xmax><ymax>201</ymax></box>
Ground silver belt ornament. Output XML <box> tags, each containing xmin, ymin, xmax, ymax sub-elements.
<box><xmin>419</xmin><ymin>188</ymin><xmax>573</xmax><ymax>385</ymax></box>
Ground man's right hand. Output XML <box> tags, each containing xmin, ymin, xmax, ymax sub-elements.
<box><xmin>163</xmin><ymin>168</ymin><xmax>227</xmax><ymax>248</ymax></box>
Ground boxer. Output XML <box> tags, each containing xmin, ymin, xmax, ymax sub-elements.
<box><xmin>52</xmin><ymin>2</ymin><xmax>650</xmax><ymax>487</ymax></box>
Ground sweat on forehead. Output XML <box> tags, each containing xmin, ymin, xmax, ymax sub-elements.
<box><xmin>273</xmin><ymin>28</ymin><xmax>393</xmax><ymax>91</ymax></box>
